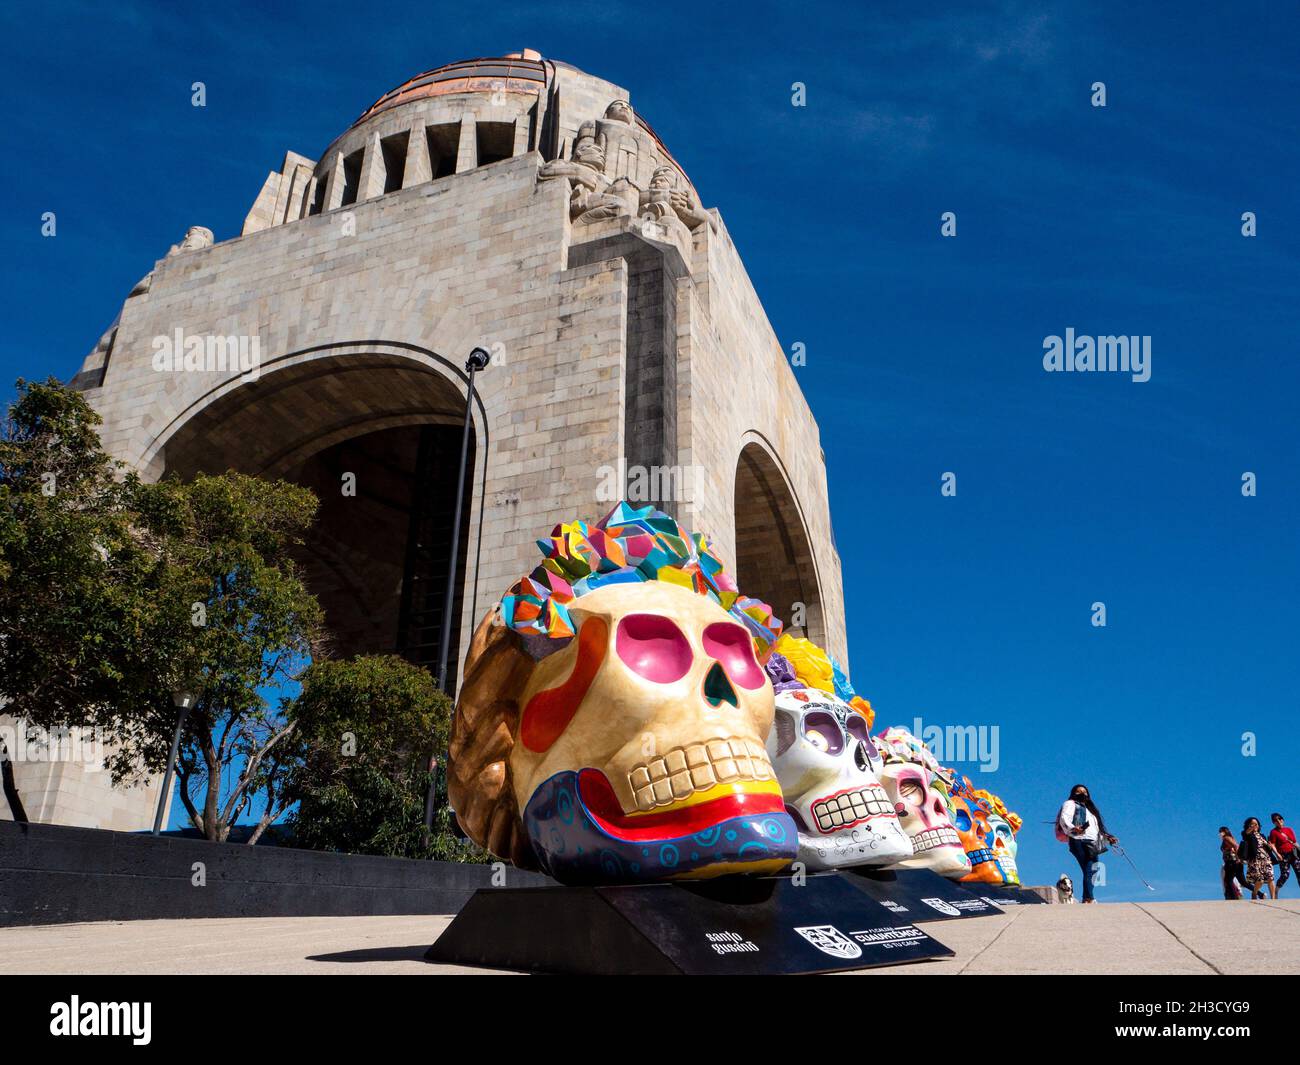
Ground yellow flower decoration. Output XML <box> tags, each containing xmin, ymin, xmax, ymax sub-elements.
<box><xmin>773</xmin><ymin>634</ymin><xmax>835</xmax><ymax>694</ymax></box>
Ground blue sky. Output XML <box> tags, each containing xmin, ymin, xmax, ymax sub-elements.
<box><xmin>4</xmin><ymin>1</ymin><xmax>1298</xmax><ymax>900</ymax></box>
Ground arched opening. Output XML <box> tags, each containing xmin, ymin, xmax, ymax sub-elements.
<box><xmin>733</xmin><ymin>439</ymin><xmax>825</xmax><ymax>646</ymax></box>
<box><xmin>157</xmin><ymin>349</ymin><xmax>478</xmax><ymax>682</ymax></box>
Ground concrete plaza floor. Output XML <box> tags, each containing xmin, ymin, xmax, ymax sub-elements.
<box><xmin>2</xmin><ymin>899</ymin><xmax>1297</xmax><ymax>975</ymax></box>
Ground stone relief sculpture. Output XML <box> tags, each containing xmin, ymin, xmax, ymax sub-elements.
<box><xmin>539</xmin><ymin>102</ymin><xmax>714</xmax><ymax>232</ymax></box>
<box><xmin>85</xmin><ymin>226</ymin><xmax>214</xmax><ymax>370</ymax></box>
<box><xmin>128</xmin><ymin>225</ymin><xmax>215</xmax><ymax>297</ymax></box>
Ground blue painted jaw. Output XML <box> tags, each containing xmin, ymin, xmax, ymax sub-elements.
<box><xmin>522</xmin><ymin>770</ymin><xmax>798</xmax><ymax>885</ymax></box>
<box><xmin>966</xmin><ymin>847</ymin><xmax>1011</xmax><ymax>882</ymax></box>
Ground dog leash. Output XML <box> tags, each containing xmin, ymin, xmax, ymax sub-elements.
<box><xmin>1111</xmin><ymin>841</ymin><xmax>1156</xmax><ymax>892</ymax></box>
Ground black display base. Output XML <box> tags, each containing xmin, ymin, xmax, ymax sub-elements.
<box><xmin>425</xmin><ymin>873</ymin><xmax>955</xmax><ymax>974</ymax></box>
<box><xmin>960</xmin><ymin>883</ymin><xmax>1048</xmax><ymax>906</ymax></box>
<box><xmin>842</xmin><ymin>866</ymin><xmax>1001</xmax><ymax>920</ymax></box>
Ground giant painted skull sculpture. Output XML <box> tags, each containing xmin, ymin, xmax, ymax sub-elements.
<box><xmin>873</xmin><ymin>728</ymin><xmax>971</xmax><ymax>877</ymax></box>
<box><xmin>448</xmin><ymin>580</ymin><xmax>797</xmax><ymax>884</ymax></box>
<box><xmin>767</xmin><ymin>688</ymin><xmax>912</xmax><ymax>869</ymax></box>
<box><xmin>974</xmin><ymin>789</ymin><xmax>1021</xmax><ymax>885</ymax></box>
<box><xmin>949</xmin><ymin>783</ymin><xmax>1001</xmax><ymax>883</ymax></box>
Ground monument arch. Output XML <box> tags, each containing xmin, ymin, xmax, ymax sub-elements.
<box><xmin>732</xmin><ymin>434</ymin><xmax>827</xmax><ymax>648</ymax></box>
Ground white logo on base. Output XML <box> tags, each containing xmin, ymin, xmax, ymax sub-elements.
<box><xmin>794</xmin><ymin>924</ymin><xmax>862</xmax><ymax>960</ymax></box>
<box><xmin>921</xmin><ymin>897</ymin><xmax>961</xmax><ymax>916</ymax></box>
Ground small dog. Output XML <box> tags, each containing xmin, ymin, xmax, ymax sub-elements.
<box><xmin>1057</xmin><ymin>874</ymin><xmax>1076</xmax><ymax>903</ymax></box>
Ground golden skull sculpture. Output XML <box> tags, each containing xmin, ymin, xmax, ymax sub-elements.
<box><xmin>449</xmin><ymin>580</ymin><xmax>798</xmax><ymax>883</ymax></box>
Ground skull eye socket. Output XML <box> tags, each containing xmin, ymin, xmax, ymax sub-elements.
<box><xmin>700</xmin><ymin>622</ymin><xmax>766</xmax><ymax>690</ymax></box>
<box><xmin>845</xmin><ymin>717</ymin><xmax>879</xmax><ymax>771</ymax></box>
<box><xmin>844</xmin><ymin>715</ymin><xmax>871</xmax><ymax>746</ymax></box>
<box><xmin>955</xmin><ymin>808</ymin><xmax>972</xmax><ymax>832</ymax></box>
<box><xmin>802</xmin><ymin>711</ymin><xmax>843</xmax><ymax>755</ymax></box>
<box><xmin>899</xmin><ymin>778</ymin><xmax>926</xmax><ymax>807</ymax></box>
<box><xmin>615</xmin><ymin>613</ymin><xmax>692</xmax><ymax>684</ymax></box>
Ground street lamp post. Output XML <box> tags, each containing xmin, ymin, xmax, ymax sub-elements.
<box><xmin>435</xmin><ymin>346</ymin><xmax>490</xmax><ymax>694</ymax></box>
<box><xmin>426</xmin><ymin>346</ymin><xmax>489</xmax><ymax>834</ymax></box>
<box><xmin>153</xmin><ymin>690</ymin><xmax>195</xmax><ymax>837</ymax></box>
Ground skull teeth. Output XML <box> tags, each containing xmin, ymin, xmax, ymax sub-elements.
<box><xmin>811</xmin><ymin>785</ymin><xmax>894</xmax><ymax>833</ymax></box>
<box><xmin>629</xmin><ymin>738</ymin><xmax>772</xmax><ymax>812</ymax></box>
<box><xmin>911</xmin><ymin>825</ymin><xmax>962</xmax><ymax>853</ymax></box>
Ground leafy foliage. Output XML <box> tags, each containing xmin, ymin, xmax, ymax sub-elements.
<box><xmin>0</xmin><ymin>379</ymin><xmax>179</xmax><ymax>764</ymax></box>
<box><xmin>288</xmin><ymin>655</ymin><xmax>484</xmax><ymax>861</ymax></box>
<box><xmin>1</xmin><ymin>378</ymin><xmax>479</xmax><ymax>858</ymax></box>
<box><xmin>160</xmin><ymin>472</ymin><xmax>324</xmax><ymax>842</ymax></box>
<box><xmin>0</xmin><ymin>379</ymin><xmax>324</xmax><ymax>841</ymax></box>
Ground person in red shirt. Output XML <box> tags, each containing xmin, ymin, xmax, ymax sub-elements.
<box><xmin>1269</xmin><ymin>813</ymin><xmax>1298</xmax><ymax>893</ymax></box>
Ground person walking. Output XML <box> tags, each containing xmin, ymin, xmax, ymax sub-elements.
<box><xmin>1239</xmin><ymin>817</ymin><xmax>1281</xmax><ymax>900</ymax></box>
<box><xmin>1268</xmin><ymin>813</ymin><xmax>1299</xmax><ymax>894</ymax></box>
<box><xmin>1219</xmin><ymin>826</ymin><xmax>1244</xmax><ymax>900</ymax></box>
<box><xmin>1055</xmin><ymin>784</ymin><xmax>1117</xmax><ymax>904</ymax></box>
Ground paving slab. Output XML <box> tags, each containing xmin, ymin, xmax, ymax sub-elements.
<box><xmin>1</xmin><ymin>901</ymin><xmax>1295</xmax><ymax>975</ymax></box>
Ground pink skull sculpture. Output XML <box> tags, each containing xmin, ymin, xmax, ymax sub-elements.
<box><xmin>873</xmin><ymin>726</ymin><xmax>971</xmax><ymax>877</ymax></box>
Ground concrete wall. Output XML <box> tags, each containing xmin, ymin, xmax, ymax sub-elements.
<box><xmin>0</xmin><ymin>820</ymin><xmax>550</xmax><ymax>926</ymax></box>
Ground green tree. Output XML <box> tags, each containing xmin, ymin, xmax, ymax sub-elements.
<box><xmin>0</xmin><ymin>378</ymin><xmax>325</xmax><ymax>841</ymax></box>
<box><xmin>155</xmin><ymin>472</ymin><xmax>324</xmax><ymax>842</ymax></box>
<box><xmin>0</xmin><ymin>379</ymin><xmax>178</xmax><ymax>819</ymax></box>
<box><xmin>288</xmin><ymin>655</ymin><xmax>482</xmax><ymax>861</ymax></box>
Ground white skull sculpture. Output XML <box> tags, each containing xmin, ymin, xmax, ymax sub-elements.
<box><xmin>766</xmin><ymin>688</ymin><xmax>914</xmax><ymax>870</ymax></box>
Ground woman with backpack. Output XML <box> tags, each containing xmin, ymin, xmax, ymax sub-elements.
<box><xmin>1055</xmin><ymin>783</ymin><xmax>1118</xmax><ymax>904</ymax></box>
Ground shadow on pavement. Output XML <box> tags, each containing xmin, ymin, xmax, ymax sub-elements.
<box><xmin>307</xmin><ymin>945</ymin><xmax>430</xmax><ymax>963</ymax></box>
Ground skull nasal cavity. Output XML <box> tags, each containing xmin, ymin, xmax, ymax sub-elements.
<box><xmin>703</xmin><ymin>662</ymin><xmax>738</xmax><ymax>708</ymax></box>
<box><xmin>616</xmin><ymin>614</ymin><xmax>692</xmax><ymax>683</ymax></box>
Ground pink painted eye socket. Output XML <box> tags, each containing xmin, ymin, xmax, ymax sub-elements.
<box><xmin>616</xmin><ymin>614</ymin><xmax>693</xmax><ymax>684</ymax></box>
<box><xmin>701</xmin><ymin>622</ymin><xmax>766</xmax><ymax>690</ymax></box>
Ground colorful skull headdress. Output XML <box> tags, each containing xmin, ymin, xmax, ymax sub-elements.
<box><xmin>872</xmin><ymin>727</ymin><xmax>971</xmax><ymax>877</ymax></box>
<box><xmin>447</xmin><ymin>502</ymin><xmax>796</xmax><ymax>884</ymax></box>
<box><xmin>769</xmin><ymin>635</ymin><xmax>875</xmax><ymax>728</ymax></box>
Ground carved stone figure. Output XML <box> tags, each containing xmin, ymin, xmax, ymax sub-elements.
<box><xmin>87</xmin><ymin>225</ymin><xmax>215</xmax><ymax>367</ymax></box>
<box><xmin>129</xmin><ymin>225</ymin><xmax>215</xmax><ymax>297</ymax></box>
<box><xmin>641</xmin><ymin>165</ymin><xmax>714</xmax><ymax>232</ymax></box>
<box><xmin>538</xmin><ymin>102</ymin><xmax>713</xmax><ymax>230</ymax></box>
<box><xmin>538</xmin><ymin>121</ymin><xmax>606</xmax><ymax>194</ymax></box>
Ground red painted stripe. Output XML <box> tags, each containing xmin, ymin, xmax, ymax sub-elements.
<box><xmin>520</xmin><ymin>616</ymin><xmax>608</xmax><ymax>752</ymax></box>
<box><xmin>578</xmin><ymin>768</ymin><xmax>784</xmax><ymax>841</ymax></box>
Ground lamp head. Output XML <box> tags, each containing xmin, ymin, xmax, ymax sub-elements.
<box><xmin>172</xmin><ymin>691</ymin><xmax>195</xmax><ymax>710</ymax></box>
<box><xmin>465</xmin><ymin>347</ymin><xmax>491</xmax><ymax>373</ymax></box>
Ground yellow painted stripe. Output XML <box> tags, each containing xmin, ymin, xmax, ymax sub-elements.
<box><xmin>627</xmin><ymin>777</ymin><xmax>782</xmax><ymax>818</ymax></box>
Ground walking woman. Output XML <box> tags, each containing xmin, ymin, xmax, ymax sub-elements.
<box><xmin>1055</xmin><ymin>784</ymin><xmax>1118</xmax><ymax>904</ymax></box>
<box><xmin>1219</xmin><ymin>826</ymin><xmax>1244</xmax><ymax>900</ymax></box>
<box><xmin>1239</xmin><ymin>817</ymin><xmax>1281</xmax><ymax>900</ymax></box>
